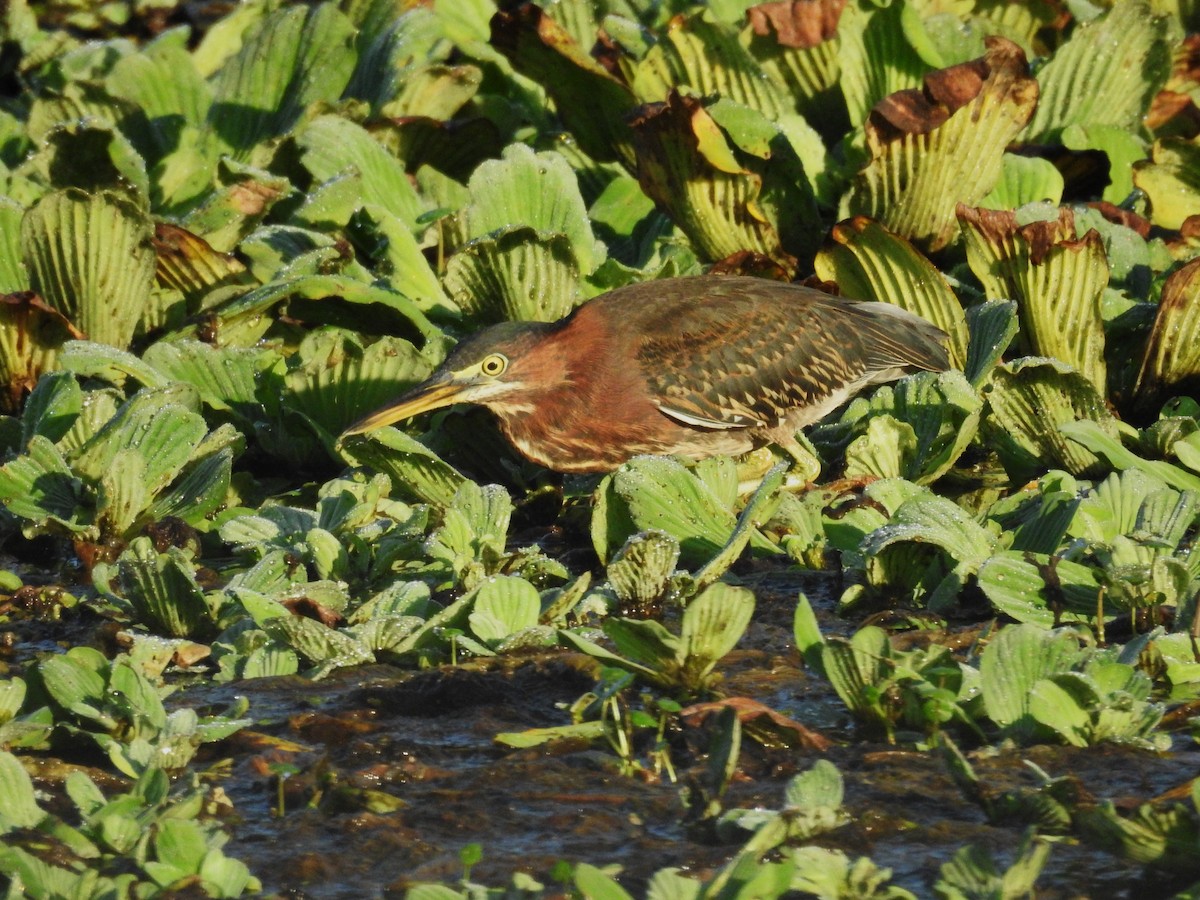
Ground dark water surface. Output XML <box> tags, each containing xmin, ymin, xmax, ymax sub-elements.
<box><xmin>159</xmin><ymin>572</ymin><xmax>1196</xmax><ymax>899</ymax></box>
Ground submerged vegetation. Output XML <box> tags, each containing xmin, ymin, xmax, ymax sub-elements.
<box><xmin>2</xmin><ymin>0</ymin><xmax>1200</xmax><ymax>895</ymax></box>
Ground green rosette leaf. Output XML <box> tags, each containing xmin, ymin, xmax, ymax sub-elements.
<box><xmin>836</xmin><ymin>1</ymin><xmax>930</xmax><ymax>128</ymax></box>
<box><xmin>745</xmin><ymin>0</ymin><xmax>845</xmax><ymax>131</ymax></box>
<box><xmin>21</xmin><ymin>189</ymin><xmax>155</xmax><ymax>350</ymax></box>
<box><xmin>982</xmin><ymin>358</ymin><xmax>1118</xmax><ymax>482</ymax></box>
<box><xmin>592</xmin><ymin>456</ymin><xmax>739</xmax><ymax>566</ymax></box>
<box><xmin>606</xmin><ymin>530</ymin><xmax>681</xmax><ymax>606</ymax></box>
<box><xmin>207</xmin><ymin>3</ymin><xmax>358</xmax><ymax>162</ymax></box>
<box><xmin>977</xmin><ymin>551</ymin><xmax>1105</xmax><ymax>627</ymax></box>
<box><xmin>337</xmin><ymin>427</ymin><xmax>465</xmax><ymax>508</ymax></box>
<box><xmin>1021</xmin><ymin>0</ymin><xmax>1171</xmax><ymax>144</ymax></box>
<box><xmin>95</xmin><ymin>537</ymin><xmax>212</xmax><ymax>638</ymax></box>
<box><xmin>491</xmin><ymin>4</ymin><xmax>637</xmax><ymax>166</ymax></box>
<box><xmin>959</xmin><ymin>206</ymin><xmax>1109</xmax><ymax>396</ymax></box>
<box><xmin>979</xmin><ymin>154</ymin><xmax>1064</xmax><ymax>210</ymax></box>
<box><xmin>979</xmin><ymin>624</ymin><xmax>1086</xmax><ymax>743</ymax></box>
<box><xmin>844</xmin><ymin>38</ymin><xmax>1039</xmax><ymax>251</ymax></box>
<box><xmin>630</xmin><ymin>92</ymin><xmax>806</xmax><ymax>274</ymax></box>
<box><xmin>296</xmin><ymin>115</ymin><xmax>426</xmax><ymax>234</ymax></box>
<box><xmin>443</xmin><ymin>227</ymin><xmax>582</xmax><ymax>326</ymax></box>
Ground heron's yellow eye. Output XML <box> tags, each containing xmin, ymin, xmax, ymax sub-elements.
<box><xmin>480</xmin><ymin>353</ymin><xmax>508</xmax><ymax>377</ymax></box>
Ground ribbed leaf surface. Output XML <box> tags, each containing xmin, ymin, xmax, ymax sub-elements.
<box><xmin>816</xmin><ymin>217</ymin><xmax>968</xmax><ymax>368</ymax></box>
<box><xmin>1022</xmin><ymin>0</ymin><xmax>1171</xmax><ymax>143</ymax></box>
<box><xmin>21</xmin><ymin>189</ymin><xmax>155</xmax><ymax>350</ymax></box>
<box><xmin>1136</xmin><ymin>258</ymin><xmax>1200</xmax><ymax>401</ymax></box>
<box><xmin>983</xmin><ymin>358</ymin><xmax>1117</xmax><ymax>481</ymax></box>
<box><xmin>443</xmin><ymin>227</ymin><xmax>581</xmax><ymax>325</ymax></box>
<box><xmin>960</xmin><ymin>206</ymin><xmax>1109</xmax><ymax>395</ymax></box>
<box><xmin>631</xmin><ymin>93</ymin><xmax>798</xmax><ymax>273</ymax></box>
<box><xmin>207</xmin><ymin>4</ymin><xmax>357</xmax><ymax>160</ymax></box>
<box><xmin>845</xmin><ymin>39</ymin><xmax>1038</xmax><ymax>251</ymax></box>
<box><xmin>978</xmin><ymin>552</ymin><xmax>1103</xmax><ymax>628</ymax></box>
<box><xmin>607</xmin><ymin>530</ymin><xmax>681</xmax><ymax>605</ymax></box>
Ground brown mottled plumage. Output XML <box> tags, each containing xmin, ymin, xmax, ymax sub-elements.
<box><xmin>342</xmin><ymin>275</ymin><xmax>950</xmax><ymax>473</ymax></box>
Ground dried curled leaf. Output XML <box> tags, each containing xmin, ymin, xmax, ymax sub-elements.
<box><xmin>844</xmin><ymin>37</ymin><xmax>1038</xmax><ymax>251</ymax></box>
<box><xmin>1132</xmin><ymin>137</ymin><xmax>1200</xmax><ymax>231</ymax></box>
<box><xmin>747</xmin><ymin>0</ymin><xmax>846</xmax><ymax>50</ymax></box>
<box><xmin>958</xmin><ymin>205</ymin><xmax>1109</xmax><ymax>396</ymax></box>
<box><xmin>745</xmin><ymin>0</ymin><xmax>846</xmax><ymax>135</ymax></box>
<box><xmin>152</xmin><ymin>223</ymin><xmax>250</xmax><ymax>310</ymax></box>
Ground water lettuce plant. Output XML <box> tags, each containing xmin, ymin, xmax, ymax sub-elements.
<box><xmin>1</xmin><ymin>0</ymin><xmax>1199</xmax><ymax>895</ymax></box>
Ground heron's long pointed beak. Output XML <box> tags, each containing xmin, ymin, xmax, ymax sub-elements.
<box><xmin>341</xmin><ymin>374</ymin><xmax>469</xmax><ymax>437</ymax></box>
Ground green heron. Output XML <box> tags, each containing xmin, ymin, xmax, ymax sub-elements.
<box><xmin>343</xmin><ymin>275</ymin><xmax>949</xmax><ymax>473</ymax></box>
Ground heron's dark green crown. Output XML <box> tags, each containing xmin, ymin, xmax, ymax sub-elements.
<box><xmin>441</xmin><ymin>320</ymin><xmax>555</xmax><ymax>372</ymax></box>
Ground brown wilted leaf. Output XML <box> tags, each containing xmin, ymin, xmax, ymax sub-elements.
<box><xmin>682</xmin><ymin>696</ymin><xmax>832</xmax><ymax>751</ymax></box>
<box><xmin>746</xmin><ymin>0</ymin><xmax>846</xmax><ymax>49</ymax></box>
<box><xmin>282</xmin><ymin>596</ymin><xmax>345</xmax><ymax>629</ymax></box>
<box><xmin>153</xmin><ymin>223</ymin><xmax>248</xmax><ymax>303</ymax></box>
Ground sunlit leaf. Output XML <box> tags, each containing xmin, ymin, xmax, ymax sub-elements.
<box><xmin>95</xmin><ymin>537</ymin><xmax>212</xmax><ymax>638</ymax></box>
<box><xmin>844</xmin><ymin>38</ymin><xmax>1037</xmax><ymax>251</ymax></box>
<box><xmin>468</xmin><ymin>576</ymin><xmax>541</xmax><ymax>645</ymax></box>
<box><xmin>679</xmin><ymin>583</ymin><xmax>754</xmax><ymax>682</ymax></box>
<box><xmin>960</xmin><ymin>206</ymin><xmax>1109</xmax><ymax>396</ymax></box>
<box><xmin>606</xmin><ymin>530</ymin><xmax>681</xmax><ymax>605</ymax></box>
<box><xmin>1022</xmin><ymin>0</ymin><xmax>1171</xmax><ymax>143</ymax></box>
<box><xmin>979</xmin><ymin>154</ymin><xmax>1064</xmax><ymax>209</ymax></box>
<box><xmin>296</xmin><ymin>115</ymin><xmax>426</xmax><ymax>234</ymax></box>
<box><xmin>1060</xmin><ymin>420</ymin><xmax>1200</xmax><ymax>494</ymax></box>
<box><xmin>979</xmin><ymin>624</ymin><xmax>1084</xmax><ymax>742</ymax></box>
<box><xmin>592</xmin><ymin>456</ymin><xmax>742</xmax><ymax>566</ymax></box>
<box><xmin>630</xmin><ymin>92</ymin><xmax>807</xmax><ymax>274</ymax></box>
<box><xmin>21</xmin><ymin>189</ymin><xmax>155</xmax><ymax>350</ymax></box>
<box><xmin>443</xmin><ymin>227</ymin><xmax>582</xmax><ymax>326</ymax></box>
<box><xmin>1135</xmin><ymin>258</ymin><xmax>1200</xmax><ymax>405</ymax></box>
<box><xmin>815</xmin><ymin>217</ymin><xmax>968</xmax><ymax>369</ymax></box>
<box><xmin>977</xmin><ymin>551</ymin><xmax>1104</xmax><ymax>627</ymax></box>
<box><xmin>837</xmin><ymin>1</ymin><xmax>930</xmax><ymax>127</ymax></box>
<box><xmin>207</xmin><ymin>4</ymin><xmax>357</xmax><ymax>161</ymax></box>
<box><xmin>338</xmin><ymin>427</ymin><xmax>465</xmax><ymax>507</ymax></box>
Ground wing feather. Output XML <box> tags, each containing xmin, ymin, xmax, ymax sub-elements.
<box><xmin>628</xmin><ymin>279</ymin><xmax>948</xmax><ymax>431</ymax></box>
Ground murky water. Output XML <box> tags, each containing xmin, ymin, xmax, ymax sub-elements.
<box><xmin>6</xmin><ymin>560</ymin><xmax>1196</xmax><ymax>897</ymax></box>
<box><xmin>167</xmin><ymin>570</ymin><xmax>1196</xmax><ymax>898</ymax></box>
